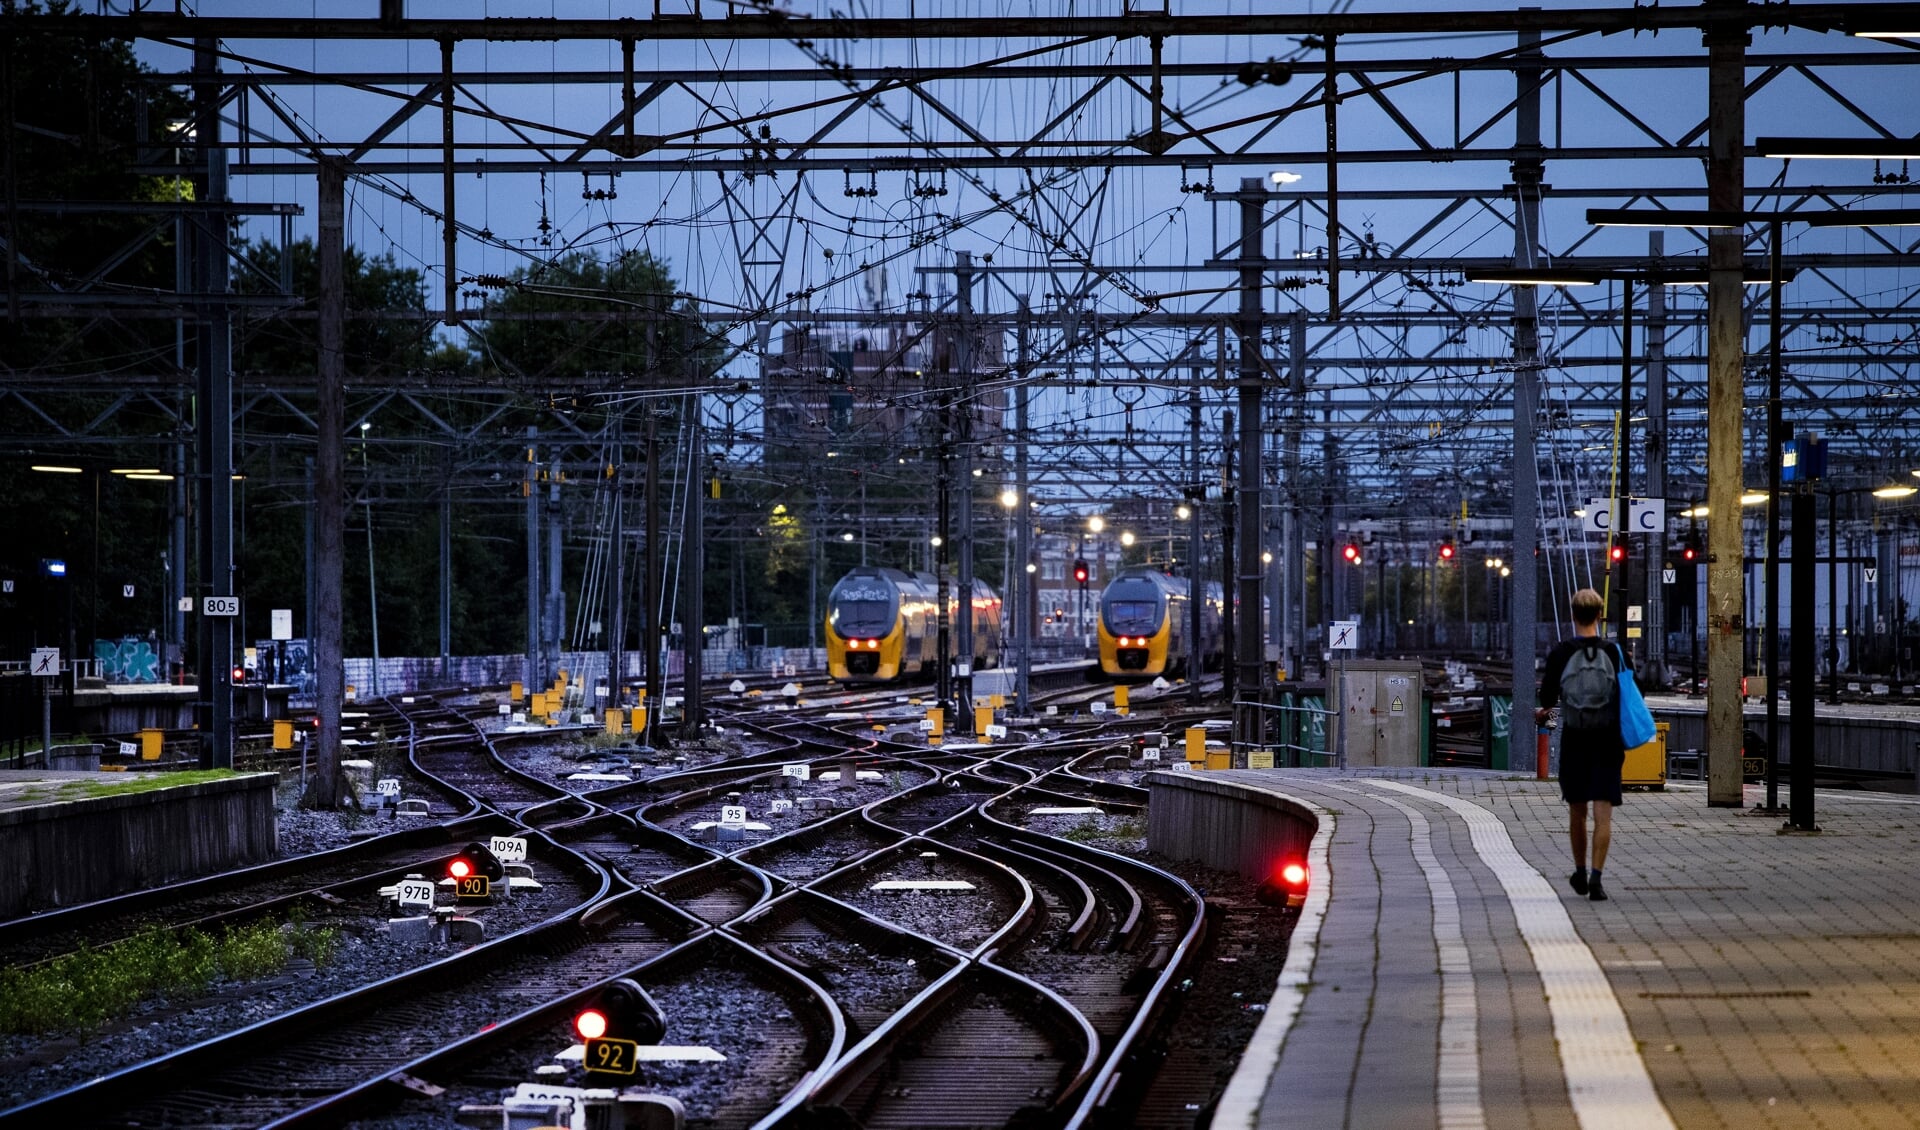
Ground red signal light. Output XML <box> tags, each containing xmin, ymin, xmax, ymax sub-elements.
<box><xmin>1438</xmin><ymin>542</ymin><xmax>1455</xmax><ymax>561</ymax></box>
<box><xmin>1609</xmin><ymin>544</ymin><xmax>1627</xmax><ymax>563</ymax></box>
<box><xmin>448</xmin><ymin>857</ymin><xmax>474</xmax><ymax>881</ymax></box>
<box><xmin>1257</xmin><ymin>858</ymin><xmax>1311</xmax><ymax>907</ymax></box>
<box><xmin>1682</xmin><ymin>545</ymin><xmax>1697</xmax><ymax>562</ymax></box>
<box><xmin>574</xmin><ymin>1007</ymin><xmax>610</xmax><ymax>1041</ymax></box>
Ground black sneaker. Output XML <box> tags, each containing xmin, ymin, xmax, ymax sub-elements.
<box><xmin>1589</xmin><ymin>876</ymin><xmax>1608</xmax><ymax>901</ymax></box>
<box><xmin>1568</xmin><ymin>870</ymin><xmax>1589</xmax><ymax>896</ymax></box>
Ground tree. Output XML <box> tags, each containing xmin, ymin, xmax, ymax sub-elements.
<box><xmin>472</xmin><ymin>249</ymin><xmax>701</xmax><ymax>384</ymax></box>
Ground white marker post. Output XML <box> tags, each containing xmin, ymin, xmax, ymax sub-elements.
<box><xmin>30</xmin><ymin>647</ymin><xmax>58</xmax><ymax>759</ymax></box>
<box><xmin>1329</xmin><ymin>621</ymin><xmax>1359</xmax><ymax>770</ymax></box>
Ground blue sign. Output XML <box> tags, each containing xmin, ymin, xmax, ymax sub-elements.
<box><xmin>1781</xmin><ymin>436</ymin><xmax>1827</xmax><ymax>484</ymax></box>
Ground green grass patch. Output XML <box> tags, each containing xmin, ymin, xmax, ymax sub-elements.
<box><xmin>0</xmin><ymin>917</ymin><xmax>341</xmax><ymax>1039</ymax></box>
<box><xmin>43</xmin><ymin>769</ymin><xmax>244</xmax><ymax>803</ymax></box>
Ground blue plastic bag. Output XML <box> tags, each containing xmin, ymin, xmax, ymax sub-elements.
<box><xmin>1615</xmin><ymin>643</ymin><xmax>1656</xmax><ymax>749</ymax></box>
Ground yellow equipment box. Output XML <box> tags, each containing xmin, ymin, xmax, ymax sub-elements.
<box><xmin>1623</xmin><ymin>721</ymin><xmax>1669</xmax><ymax>790</ymax></box>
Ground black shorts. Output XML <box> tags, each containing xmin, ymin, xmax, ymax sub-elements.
<box><xmin>1559</xmin><ymin>730</ymin><xmax>1624</xmax><ymax>806</ymax></box>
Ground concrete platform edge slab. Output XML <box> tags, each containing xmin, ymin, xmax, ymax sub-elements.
<box><xmin>1211</xmin><ymin>784</ymin><xmax>1334</xmax><ymax>1130</ymax></box>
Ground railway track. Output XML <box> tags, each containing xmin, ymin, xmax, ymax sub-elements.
<box><xmin>2</xmin><ymin>686</ymin><xmax>1286</xmax><ymax>1127</ymax></box>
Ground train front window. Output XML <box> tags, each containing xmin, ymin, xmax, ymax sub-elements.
<box><xmin>1104</xmin><ymin>593</ymin><xmax>1163</xmax><ymax>636</ymax></box>
<box><xmin>833</xmin><ymin>597</ymin><xmax>894</xmax><ymax>636</ymax></box>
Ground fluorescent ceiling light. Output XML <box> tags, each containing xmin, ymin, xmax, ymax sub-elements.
<box><xmin>1805</xmin><ymin>208</ymin><xmax>1920</xmax><ymax>228</ymax></box>
<box><xmin>30</xmin><ymin>464</ymin><xmax>83</xmax><ymax>473</ymax></box>
<box><xmin>1740</xmin><ymin>491</ymin><xmax>1770</xmax><ymax>505</ymax></box>
<box><xmin>1464</xmin><ymin>269</ymin><xmax>1602</xmax><ymax>286</ymax></box>
<box><xmin>1680</xmin><ymin>506</ymin><xmax>1709</xmax><ymax>518</ymax></box>
<box><xmin>1756</xmin><ymin>136</ymin><xmax>1920</xmax><ymax>160</ymax></box>
<box><xmin>1873</xmin><ymin>485</ymin><xmax>1918</xmax><ymax>499</ymax></box>
<box><xmin>110</xmin><ymin>467</ymin><xmax>160</xmax><ymax>475</ymax></box>
<box><xmin>126</xmin><ymin>473</ymin><xmax>176</xmax><ymax>482</ymax></box>
<box><xmin>1586</xmin><ymin>208</ymin><xmax>1743</xmax><ymax>229</ymax></box>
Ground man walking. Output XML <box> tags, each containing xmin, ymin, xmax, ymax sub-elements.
<box><xmin>1536</xmin><ymin>587</ymin><xmax>1626</xmax><ymax>901</ymax></box>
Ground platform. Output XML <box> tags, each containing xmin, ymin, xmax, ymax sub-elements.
<box><xmin>1151</xmin><ymin>767</ymin><xmax>1920</xmax><ymax>1130</ymax></box>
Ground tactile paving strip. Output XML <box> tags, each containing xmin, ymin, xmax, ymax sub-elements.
<box><xmin>1370</xmin><ymin>780</ymin><xmax>1676</xmax><ymax>1130</ymax></box>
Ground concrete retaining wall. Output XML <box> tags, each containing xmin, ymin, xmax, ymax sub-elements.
<box><xmin>1145</xmin><ymin>770</ymin><xmax>1318</xmax><ymax>881</ymax></box>
<box><xmin>0</xmin><ymin>772</ymin><xmax>278</xmax><ymax>919</ymax></box>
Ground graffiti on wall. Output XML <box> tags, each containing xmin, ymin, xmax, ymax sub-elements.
<box><xmin>95</xmin><ymin>636</ymin><xmax>161</xmax><ymax>684</ymax></box>
<box><xmin>255</xmin><ymin>639</ymin><xmax>315</xmax><ymax>697</ymax></box>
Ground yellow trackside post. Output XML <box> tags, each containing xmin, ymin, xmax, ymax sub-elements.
<box><xmin>1114</xmin><ymin>685</ymin><xmax>1130</xmax><ymax>716</ymax></box>
<box><xmin>975</xmin><ymin>704</ymin><xmax>994</xmax><ymax>741</ymax></box>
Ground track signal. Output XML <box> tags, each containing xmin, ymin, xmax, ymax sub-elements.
<box><xmin>1609</xmin><ymin>544</ymin><xmax>1627</xmax><ymax>563</ymax></box>
<box><xmin>574</xmin><ymin>977</ymin><xmax>666</xmax><ymax>1076</ymax></box>
<box><xmin>1438</xmin><ymin>542</ymin><xmax>1456</xmax><ymax>561</ymax></box>
<box><xmin>1680</xmin><ymin>544</ymin><xmax>1698</xmax><ymax>563</ymax></box>
<box><xmin>1073</xmin><ymin>560</ymin><xmax>1090</xmax><ymax>588</ymax></box>
<box><xmin>1341</xmin><ymin>543</ymin><xmax>1361</xmax><ymax>565</ymax></box>
<box><xmin>1256</xmin><ymin>858</ymin><xmax>1312</xmax><ymax>908</ymax></box>
<box><xmin>448</xmin><ymin>842</ymin><xmax>504</xmax><ymax>900</ymax></box>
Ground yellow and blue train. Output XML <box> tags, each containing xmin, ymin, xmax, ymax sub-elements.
<box><xmin>825</xmin><ymin>567</ymin><xmax>1003</xmax><ymax>683</ymax></box>
<box><xmin>1096</xmin><ymin>566</ymin><xmax>1224</xmax><ymax>679</ymax></box>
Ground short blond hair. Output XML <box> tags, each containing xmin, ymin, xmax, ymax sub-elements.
<box><xmin>1571</xmin><ymin>588</ymin><xmax>1604</xmax><ymax>626</ymax></box>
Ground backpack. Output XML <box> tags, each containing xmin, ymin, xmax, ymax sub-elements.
<box><xmin>1559</xmin><ymin>641</ymin><xmax>1618</xmax><ymax>731</ymax></box>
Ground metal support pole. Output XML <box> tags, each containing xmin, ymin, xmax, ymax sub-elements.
<box><xmin>1015</xmin><ymin>296</ymin><xmax>1033</xmax><ymax>713</ymax></box>
<box><xmin>1188</xmin><ymin>351</ymin><xmax>1204</xmax><ymax>702</ymax></box>
<box><xmin>1827</xmin><ymin>487</ymin><xmax>1840</xmax><ymax>703</ymax></box>
<box><xmin>1284</xmin><ymin>311</ymin><xmax>1307</xmax><ymax>677</ymax></box>
<box><xmin>1645</xmin><ymin>233</ymin><xmax>1669</xmax><ymax>686</ymax></box>
<box><xmin>1324</xmin><ymin>35</ymin><xmax>1340</xmax><ymax>318</ymax></box>
<box><xmin>1612</xmin><ymin>279</ymin><xmax>1634</xmax><ymax>652</ymax></box>
<box><xmin>644</xmin><ymin>411</ymin><xmax>662</xmax><ymax>745</ymax></box>
<box><xmin>935</xmin><ymin>392</ymin><xmax>953</xmax><ymax>714</ymax></box>
<box><xmin>526</xmin><ymin>425</ymin><xmax>543</xmax><ymax>689</ymax></box>
<box><xmin>439</xmin><ymin>461</ymin><xmax>452</xmax><ymax>683</ymax></box>
<box><xmin>1762</xmin><ymin>219</ymin><xmax>1785</xmax><ymax>812</ymax></box>
<box><xmin>365</xmin><ymin>432</ymin><xmax>381</xmax><ymax>698</ymax></box>
<box><xmin>681</xmin><ymin>382</ymin><xmax>705</xmax><ymax>735</ymax></box>
<box><xmin>1508</xmin><ymin>22</ymin><xmax>1545</xmax><ymax>771</ymax></box>
<box><xmin>955</xmin><ymin>251</ymin><xmax>976</xmax><ymax>728</ymax></box>
<box><xmin>1222</xmin><ymin>409</ymin><xmax>1238</xmax><ymax>709</ymax></box>
<box><xmin>607</xmin><ymin>422</ymin><xmax>626</xmax><ymax>712</ymax></box>
<box><xmin>308</xmin><ymin>158</ymin><xmax>346</xmax><ymax>805</ymax></box>
<box><xmin>193</xmin><ymin>40</ymin><xmax>234</xmax><ymax>770</ymax></box>
<box><xmin>1703</xmin><ymin>0</ymin><xmax>1751</xmax><ymax>806</ymax></box>
<box><xmin>1788</xmin><ymin>489</ymin><xmax>1819</xmax><ymax>831</ymax></box>
<box><xmin>545</xmin><ymin>450</ymin><xmax>562</xmax><ymax>690</ymax></box>
<box><xmin>439</xmin><ymin>38</ymin><xmax>457</xmax><ymax>326</ymax></box>
<box><xmin>1235</xmin><ymin>178</ymin><xmax>1268</xmax><ymax>759</ymax></box>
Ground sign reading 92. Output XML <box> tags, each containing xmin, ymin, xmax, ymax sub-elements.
<box><xmin>584</xmin><ymin>1036</ymin><xmax>639</xmax><ymax>1075</ymax></box>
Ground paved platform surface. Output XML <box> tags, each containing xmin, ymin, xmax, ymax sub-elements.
<box><xmin>1206</xmin><ymin>768</ymin><xmax>1920</xmax><ymax>1130</ymax></box>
